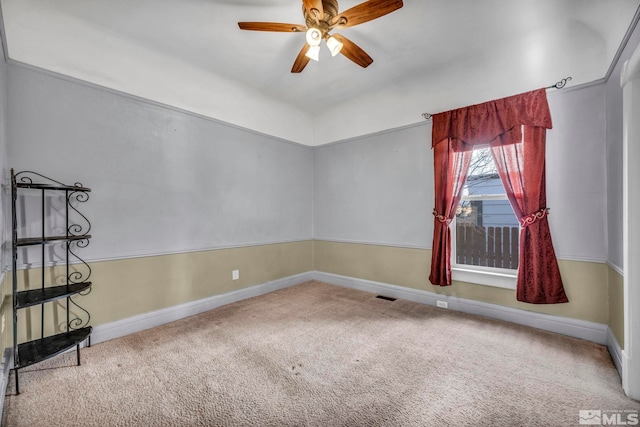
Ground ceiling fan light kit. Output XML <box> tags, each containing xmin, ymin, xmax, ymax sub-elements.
<box><xmin>326</xmin><ymin>36</ymin><xmax>343</xmax><ymax>56</ymax></box>
<box><xmin>238</xmin><ymin>0</ymin><xmax>403</xmax><ymax>73</ymax></box>
<box><xmin>306</xmin><ymin>45</ymin><xmax>321</xmax><ymax>61</ymax></box>
<box><xmin>306</xmin><ymin>28</ymin><xmax>323</xmax><ymax>46</ymax></box>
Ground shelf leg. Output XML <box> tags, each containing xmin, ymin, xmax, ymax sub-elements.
<box><xmin>15</xmin><ymin>369</ymin><xmax>20</xmax><ymax>395</ymax></box>
<box><xmin>76</xmin><ymin>344</ymin><xmax>81</xmax><ymax>366</ymax></box>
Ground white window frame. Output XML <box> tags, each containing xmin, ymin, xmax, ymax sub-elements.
<box><xmin>451</xmin><ymin>154</ymin><xmax>518</xmax><ymax>290</ymax></box>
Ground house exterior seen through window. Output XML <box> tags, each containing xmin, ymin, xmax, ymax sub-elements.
<box><xmin>454</xmin><ymin>147</ymin><xmax>519</xmax><ymax>271</ymax></box>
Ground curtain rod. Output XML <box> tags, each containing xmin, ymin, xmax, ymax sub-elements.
<box><xmin>421</xmin><ymin>77</ymin><xmax>572</xmax><ymax>120</ymax></box>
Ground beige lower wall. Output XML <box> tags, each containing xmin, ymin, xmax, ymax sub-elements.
<box><xmin>0</xmin><ymin>271</ymin><xmax>11</xmax><ymax>355</ymax></box>
<box><xmin>313</xmin><ymin>240</ymin><xmax>609</xmax><ymax>325</ymax></box>
<box><xmin>14</xmin><ymin>240</ymin><xmax>313</xmax><ymax>342</ymax></box>
<box><xmin>608</xmin><ymin>265</ymin><xmax>625</xmax><ymax>348</ymax></box>
<box><xmin>6</xmin><ymin>239</ymin><xmax>625</xmax><ymax>348</ymax></box>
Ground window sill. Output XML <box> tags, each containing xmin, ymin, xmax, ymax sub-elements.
<box><xmin>452</xmin><ymin>267</ymin><xmax>517</xmax><ymax>289</ymax></box>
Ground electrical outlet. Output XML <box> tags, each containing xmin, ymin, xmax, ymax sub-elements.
<box><xmin>232</xmin><ymin>270</ymin><xmax>239</xmax><ymax>280</ymax></box>
<box><xmin>436</xmin><ymin>300</ymin><xmax>448</xmax><ymax>309</ymax></box>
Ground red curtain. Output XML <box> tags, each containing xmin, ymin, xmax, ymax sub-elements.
<box><xmin>490</xmin><ymin>127</ymin><xmax>568</xmax><ymax>303</ymax></box>
<box><xmin>429</xmin><ymin>88</ymin><xmax>568</xmax><ymax>304</ymax></box>
<box><xmin>429</xmin><ymin>140</ymin><xmax>472</xmax><ymax>286</ymax></box>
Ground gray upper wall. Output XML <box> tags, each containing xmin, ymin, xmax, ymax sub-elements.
<box><xmin>545</xmin><ymin>84</ymin><xmax>606</xmax><ymax>262</ymax></box>
<box><xmin>7</xmin><ymin>65</ymin><xmax>314</xmax><ymax>262</ymax></box>
<box><xmin>313</xmin><ymin>124</ymin><xmax>433</xmax><ymax>248</ymax></box>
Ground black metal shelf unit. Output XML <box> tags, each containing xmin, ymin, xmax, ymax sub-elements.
<box><xmin>11</xmin><ymin>169</ymin><xmax>93</xmax><ymax>394</ymax></box>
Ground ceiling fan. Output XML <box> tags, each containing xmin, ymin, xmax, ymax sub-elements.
<box><xmin>238</xmin><ymin>0</ymin><xmax>403</xmax><ymax>73</ymax></box>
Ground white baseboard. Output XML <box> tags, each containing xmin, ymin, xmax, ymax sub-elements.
<box><xmin>310</xmin><ymin>271</ymin><xmax>609</xmax><ymax>345</ymax></box>
<box><xmin>88</xmin><ymin>269</ymin><xmax>608</xmax><ymax>352</ymax></box>
<box><xmin>607</xmin><ymin>327</ymin><xmax>623</xmax><ymax>377</ymax></box>
<box><xmin>91</xmin><ymin>272</ymin><xmax>314</xmax><ymax>345</ymax></box>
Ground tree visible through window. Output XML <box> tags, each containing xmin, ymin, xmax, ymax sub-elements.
<box><xmin>454</xmin><ymin>147</ymin><xmax>519</xmax><ymax>270</ymax></box>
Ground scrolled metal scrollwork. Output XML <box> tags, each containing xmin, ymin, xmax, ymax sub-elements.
<box><xmin>547</xmin><ymin>77</ymin><xmax>572</xmax><ymax>90</ymax></box>
<box><xmin>72</xmin><ymin>238</ymin><xmax>90</xmax><ymax>250</ymax></box>
<box><xmin>68</xmin><ymin>240</ymin><xmax>92</xmax><ymax>284</ymax></box>
<box><xmin>15</xmin><ymin>170</ymin><xmax>67</xmax><ymax>186</ymax></box>
<box><xmin>56</xmin><ymin>295</ymin><xmax>91</xmax><ymax>331</ymax></box>
<box><xmin>68</xmin><ymin>223</ymin><xmax>86</xmax><ymax>236</ymax></box>
<box><xmin>68</xmin><ymin>295</ymin><xmax>91</xmax><ymax>330</ymax></box>
<box><xmin>68</xmin><ymin>270</ymin><xmax>88</xmax><ymax>284</ymax></box>
<box><xmin>69</xmin><ymin>190</ymin><xmax>89</xmax><ymax>203</ymax></box>
<box><xmin>68</xmin><ymin>191</ymin><xmax>91</xmax><ymax>237</ymax></box>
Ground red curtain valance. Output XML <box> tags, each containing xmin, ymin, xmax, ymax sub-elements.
<box><xmin>431</xmin><ymin>88</ymin><xmax>552</xmax><ymax>148</ymax></box>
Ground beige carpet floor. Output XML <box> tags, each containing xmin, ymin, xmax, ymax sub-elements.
<box><xmin>2</xmin><ymin>280</ymin><xmax>638</xmax><ymax>426</ymax></box>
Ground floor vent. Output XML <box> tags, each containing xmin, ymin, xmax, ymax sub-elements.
<box><xmin>376</xmin><ymin>295</ymin><xmax>397</xmax><ymax>301</ymax></box>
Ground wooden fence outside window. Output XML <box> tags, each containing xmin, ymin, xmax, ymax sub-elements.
<box><xmin>455</xmin><ymin>224</ymin><xmax>519</xmax><ymax>269</ymax></box>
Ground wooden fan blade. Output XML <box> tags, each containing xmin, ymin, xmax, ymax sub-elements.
<box><xmin>333</xmin><ymin>34</ymin><xmax>373</xmax><ymax>68</ymax></box>
<box><xmin>292</xmin><ymin>44</ymin><xmax>312</xmax><ymax>73</ymax></box>
<box><xmin>238</xmin><ymin>22</ymin><xmax>306</xmax><ymax>32</ymax></box>
<box><xmin>337</xmin><ymin>0</ymin><xmax>403</xmax><ymax>28</ymax></box>
<box><xmin>302</xmin><ymin>0</ymin><xmax>324</xmax><ymax>22</ymax></box>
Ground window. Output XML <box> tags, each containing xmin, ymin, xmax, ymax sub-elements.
<box><xmin>451</xmin><ymin>147</ymin><xmax>518</xmax><ymax>288</ymax></box>
<box><xmin>429</xmin><ymin>89</ymin><xmax>566</xmax><ymax>302</ymax></box>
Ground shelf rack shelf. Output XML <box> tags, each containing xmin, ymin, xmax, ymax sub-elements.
<box><xmin>16</xmin><ymin>282</ymin><xmax>92</xmax><ymax>309</ymax></box>
<box><xmin>11</xmin><ymin>169</ymin><xmax>93</xmax><ymax>394</ymax></box>
<box><xmin>17</xmin><ymin>327</ymin><xmax>92</xmax><ymax>369</ymax></box>
<box><xmin>16</xmin><ymin>235</ymin><xmax>92</xmax><ymax>247</ymax></box>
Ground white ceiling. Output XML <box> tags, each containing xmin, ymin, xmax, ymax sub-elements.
<box><xmin>1</xmin><ymin>0</ymin><xmax>639</xmax><ymax>146</ymax></box>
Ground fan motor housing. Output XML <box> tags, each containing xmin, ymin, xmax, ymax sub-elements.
<box><xmin>303</xmin><ymin>0</ymin><xmax>339</xmax><ymax>29</ymax></box>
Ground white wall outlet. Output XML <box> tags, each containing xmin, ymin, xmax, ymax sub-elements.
<box><xmin>436</xmin><ymin>300</ymin><xmax>448</xmax><ymax>309</ymax></box>
<box><xmin>232</xmin><ymin>269</ymin><xmax>239</xmax><ymax>280</ymax></box>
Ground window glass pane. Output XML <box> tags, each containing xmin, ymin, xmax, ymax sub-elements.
<box><xmin>455</xmin><ymin>147</ymin><xmax>519</xmax><ymax>270</ymax></box>
<box><xmin>464</xmin><ymin>147</ymin><xmax>499</xmax><ymax>196</ymax></box>
<box><xmin>456</xmin><ymin>201</ymin><xmax>519</xmax><ymax>269</ymax></box>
